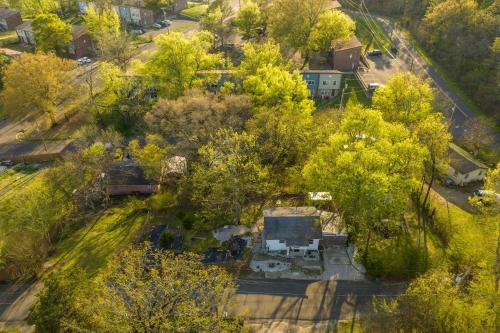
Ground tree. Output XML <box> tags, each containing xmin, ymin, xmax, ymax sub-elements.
<box><xmin>237</xmin><ymin>41</ymin><xmax>289</xmax><ymax>77</ymax></box>
<box><xmin>0</xmin><ymin>53</ymin><xmax>11</xmax><ymax>90</ymax></box>
<box><xmin>372</xmin><ymin>72</ymin><xmax>434</xmax><ymax>131</ymax></box>
<box><xmin>145</xmin><ymin>0</ymin><xmax>174</xmax><ymax>11</ymax></box>
<box><xmin>0</xmin><ymin>53</ymin><xmax>76</xmax><ymax>126</ymax></box>
<box><xmin>366</xmin><ymin>269</ymin><xmax>496</xmax><ymax>332</ymax></box>
<box><xmin>83</xmin><ymin>6</ymin><xmax>120</xmax><ymax>47</ymax></box>
<box><xmin>462</xmin><ymin>117</ymin><xmax>497</xmax><ymax>157</ymax></box>
<box><xmin>242</xmin><ymin>66</ymin><xmax>311</xmax><ymax>107</ymax></box>
<box><xmin>100</xmin><ymin>31</ymin><xmax>134</xmax><ymax>70</ymax></box>
<box><xmin>29</xmin><ymin>246</ymin><xmax>243</xmax><ymax>332</ymax></box>
<box><xmin>138</xmin><ymin>31</ymin><xmax>223</xmax><ymax>99</ymax></box>
<box><xmin>201</xmin><ymin>0</ymin><xmax>233</xmax><ymax>47</ymax></box>
<box><xmin>234</xmin><ymin>1</ymin><xmax>263</xmax><ymax>39</ymax></box>
<box><xmin>303</xmin><ymin>105</ymin><xmax>425</xmax><ymax>258</ymax></box>
<box><xmin>94</xmin><ymin>62</ymin><xmax>152</xmax><ymax>132</ymax></box>
<box><xmin>192</xmin><ymin>129</ymin><xmax>271</xmax><ymax>225</ymax></box>
<box><xmin>308</xmin><ymin>10</ymin><xmax>355</xmax><ymax>53</ymax></box>
<box><xmin>145</xmin><ymin>90</ymin><xmax>252</xmax><ymax>157</ymax></box>
<box><xmin>159</xmin><ymin>231</ymin><xmax>175</xmax><ymax>249</ymax></box>
<box><xmin>128</xmin><ymin>134</ymin><xmax>171</xmax><ymax>183</ymax></box>
<box><xmin>29</xmin><ymin>269</ymin><xmax>97</xmax><ymax>333</ymax></box>
<box><xmin>269</xmin><ymin>0</ymin><xmax>329</xmax><ymax>64</ymax></box>
<box><xmin>31</xmin><ymin>13</ymin><xmax>72</xmax><ymax>54</ymax></box>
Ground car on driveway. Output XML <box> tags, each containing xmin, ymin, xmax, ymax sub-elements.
<box><xmin>368</xmin><ymin>49</ymin><xmax>383</xmax><ymax>56</ymax></box>
<box><xmin>76</xmin><ymin>57</ymin><xmax>91</xmax><ymax>65</ymax></box>
<box><xmin>151</xmin><ymin>23</ymin><xmax>162</xmax><ymax>29</ymax></box>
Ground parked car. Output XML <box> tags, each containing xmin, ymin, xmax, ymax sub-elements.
<box><xmin>151</xmin><ymin>23</ymin><xmax>162</xmax><ymax>29</ymax></box>
<box><xmin>132</xmin><ymin>29</ymin><xmax>145</xmax><ymax>35</ymax></box>
<box><xmin>442</xmin><ymin>177</ymin><xmax>456</xmax><ymax>188</ymax></box>
<box><xmin>76</xmin><ymin>57</ymin><xmax>91</xmax><ymax>65</ymax></box>
<box><xmin>473</xmin><ymin>189</ymin><xmax>500</xmax><ymax>199</ymax></box>
<box><xmin>368</xmin><ymin>49</ymin><xmax>383</xmax><ymax>56</ymax></box>
<box><xmin>0</xmin><ymin>160</ymin><xmax>13</xmax><ymax>167</ymax></box>
<box><xmin>368</xmin><ymin>83</ymin><xmax>382</xmax><ymax>91</ymax></box>
<box><xmin>162</xmin><ymin>19</ymin><xmax>172</xmax><ymax>26</ymax></box>
<box><xmin>221</xmin><ymin>43</ymin><xmax>235</xmax><ymax>51</ymax></box>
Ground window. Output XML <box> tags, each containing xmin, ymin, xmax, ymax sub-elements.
<box><xmin>323</xmin><ymin>81</ymin><xmax>327</xmax><ymax>85</ymax></box>
<box><xmin>478</xmin><ymin>170</ymin><xmax>483</xmax><ymax>176</ymax></box>
<box><xmin>306</xmin><ymin>80</ymin><xmax>315</xmax><ymax>86</ymax></box>
<box><xmin>279</xmin><ymin>240</ymin><xmax>285</xmax><ymax>244</ymax></box>
<box><xmin>333</xmin><ymin>81</ymin><xmax>336</xmax><ymax>85</ymax></box>
<box><xmin>308</xmin><ymin>239</ymin><xmax>314</xmax><ymax>245</ymax></box>
<box><xmin>465</xmin><ymin>173</ymin><xmax>469</xmax><ymax>179</ymax></box>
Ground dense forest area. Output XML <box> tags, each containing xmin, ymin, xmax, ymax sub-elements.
<box><xmin>361</xmin><ymin>0</ymin><xmax>499</xmax><ymax>125</ymax></box>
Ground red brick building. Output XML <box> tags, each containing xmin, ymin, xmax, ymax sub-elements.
<box><xmin>329</xmin><ymin>36</ymin><xmax>362</xmax><ymax>72</ymax></box>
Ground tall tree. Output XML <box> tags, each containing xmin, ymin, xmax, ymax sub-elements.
<box><xmin>138</xmin><ymin>31</ymin><xmax>223</xmax><ymax>99</ymax></box>
<box><xmin>29</xmin><ymin>246</ymin><xmax>243</xmax><ymax>332</ymax></box>
<box><xmin>31</xmin><ymin>13</ymin><xmax>72</xmax><ymax>54</ymax></box>
<box><xmin>234</xmin><ymin>1</ymin><xmax>263</xmax><ymax>39</ymax></box>
<box><xmin>237</xmin><ymin>41</ymin><xmax>289</xmax><ymax>77</ymax></box>
<box><xmin>201</xmin><ymin>0</ymin><xmax>233</xmax><ymax>47</ymax></box>
<box><xmin>0</xmin><ymin>53</ymin><xmax>76</xmax><ymax>126</ymax></box>
<box><xmin>303</xmin><ymin>105</ymin><xmax>425</xmax><ymax>257</ymax></box>
<box><xmin>83</xmin><ymin>6</ymin><xmax>120</xmax><ymax>48</ymax></box>
<box><xmin>308</xmin><ymin>10</ymin><xmax>355</xmax><ymax>53</ymax></box>
<box><xmin>367</xmin><ymin>269</ymin><xmax>496</xmax><ymax>332</ymax></box>
<box><xmin>192</xmin><ymin>129</ymin><xmax>271</xmax><ymax>225</ymax></box>
<box><xmin>145</xmin><ymin>91</ymin><xmax>252</xmax><ymax>157</ymax></box>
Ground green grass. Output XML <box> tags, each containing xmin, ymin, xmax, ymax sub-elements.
<box><xmin>180</xmin><ymin>3</ymin><xmax>208</xmax><ymax>19</ymax></box>
<box><xmin>49</xmin><ymin>202</ymin><xmax>147</xmax><ymax>276</ymax></box>
<box><xmin>0</xmin><ymin>31</ymin><xmax>18</xmax><ymax>47</ymax></box>
<box><xmin>351</xmin><ymin>13</ymin><xmax>392</xmax><ymax>54</ymax></box>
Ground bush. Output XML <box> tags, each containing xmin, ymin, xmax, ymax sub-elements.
<box><xmin>159</xmin><ymin>231</ymin><xmax>175</xmax><ymax>249</ymax></box>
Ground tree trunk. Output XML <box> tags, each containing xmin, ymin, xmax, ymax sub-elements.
<box><xmin>363</xmin><ymin>227</ymin><xmax>372</xmax><ymax>262</ymax></box>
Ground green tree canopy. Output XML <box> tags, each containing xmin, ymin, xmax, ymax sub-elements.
<box><xmin>29</xmin><ymin>245</ymin><xmax>243</xmax><ymax>332</ymax></box>
<box><xmin>32</xmin><ymin>13</ymin><xmax>72</xmax><ymax>54</ymax></box>
<box><xmin>0</xmin><ymin>52</ymin><xmax>76</xmax><ymax>126</ymax></box>
<box><xmin>303</xmin><ymin>105</ymin><xmax>426</xmax><ymax>247</ymax></box>
<box><xmin>192</xmin><ymin>128</ymin><xmax>271</xmax><ymax>225</ymax></box>
<box><xmin>234</xmin><ymin>1</ymin><xmax>263</xmax><ymax>39</ymax></box>
<box><xmin>138</xmin><ymin>31</ymin><xmax>223</xmax><ymax>99</ymax></box>
<box><xmin>308</xmin><ymin>10</ymin><xmax>355</xmax><ymax>52</ymax></box>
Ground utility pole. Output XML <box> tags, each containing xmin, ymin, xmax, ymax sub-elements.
<box><xmin>339</xmin><ymin>83</ymin><xmax>348</xmax><ymax>111</ymax></box>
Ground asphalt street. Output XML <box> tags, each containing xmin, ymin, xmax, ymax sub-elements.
<box><xmin>232</xmin><ymin>279</ymin><xmax>405</xmax><ymax>321</ymax></box>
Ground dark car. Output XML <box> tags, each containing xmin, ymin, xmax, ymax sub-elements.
<box><xmin>368</xmin><ymin>49</ymin><xmax>383</xmax><ymax>56</ymax></box>
<box><xmin>442</xmin><ymin>177</ymin><xmax>456</xmax><ymax>188</ymax></box>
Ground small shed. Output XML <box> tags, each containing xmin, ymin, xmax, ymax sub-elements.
<box><xmin>163</xmin><ymin>156</ymin><xmax>187</xmax><ymax>176</ymax></box>
<box><xmin>104</xmin><ymin>160</ymin><xmax>159</xmax><ymax>195</ymax></box>
<box><xmin>447</xmin><ymin>143</ymin><xmax>488</xmax><ymax>186</ymax></box>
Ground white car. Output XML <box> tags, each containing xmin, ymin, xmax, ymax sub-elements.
<box><xmin>77</xmin><ymin>57</ymin><xmax>91</xmax><ymax>65</ymax></box>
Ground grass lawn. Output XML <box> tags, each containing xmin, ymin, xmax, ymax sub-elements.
<box><xmin>49</xmin><ymin>202</ymin><xmax>148</xmax><ymax>276</ymax></box>
<box><xmin>314</xmin><ymin>75</ymin><xmax>371</xmax><ymax>110</ymax></box>
<box><xmin>351</xmin><ymin>13</ymin><xmax>392</xmax><ymax>54</ymax></box>
<box><xmin>181</xmin><ymin>3</ymin><xmax>208</xmax><ymax>19</ymax></box>
<box><xmin>0</xmin><ymin>30</ymin><xmax>18</xmax><ymax>47</ymax></box>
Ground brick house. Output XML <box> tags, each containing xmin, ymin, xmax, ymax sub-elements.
<box><xmin>16</xmin><ymin>22</ymin><xmax>93</xmax><ymax>59</ymax></box>
<box><xmin>329</xmin><ymin>36</ymin><xmax>362</xmax><ymax>71</ymax></box>
<box><xmin>0</xmin><ymin>8</ymin><xmax>22</xmax><ymax>31</ymax></box>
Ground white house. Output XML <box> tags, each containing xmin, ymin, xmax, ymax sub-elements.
<box><xmin>447</xmin><ymin>143</ymin><xmax>488</xmax><ymax>186</ymax></box>
<box><xmin>263</xmin><ymin>207</ymin><xmax>322</xmax><ymax>256</ymax></box>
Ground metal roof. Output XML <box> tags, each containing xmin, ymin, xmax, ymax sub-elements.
<box><xmin>263</xmin><ymin>207</ymin><xmax>322</xmax><ymax>246</ymax></box>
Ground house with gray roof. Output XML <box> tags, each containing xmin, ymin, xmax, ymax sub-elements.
<box><xmin>263</xmin><ymin>207</ymin><xmax>322</xmax><ymax>255</ymax></box>
<box><xmin>0</xmin><ymin>8</ymin><xmax>22</xmax><ymax>31</ymax></box>
<box><xmin>104</xmin><ymin>160</ymin><xmax>159</xmax><ymax>195</ymax></box>
<box><xmin>446</xmin><ymin>143</ymin><xmax>488</xmax><ymax>186</ymax></box>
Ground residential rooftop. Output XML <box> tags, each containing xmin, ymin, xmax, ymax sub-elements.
<box><xmin>263</xmin><ymin>206</ymin><xmax>320</xmax><ymax>217</ymax></box>
<box><xmin>448</xmin><ymin>143</ymin><xmax>488</xmax><ymax>174</ymax></box>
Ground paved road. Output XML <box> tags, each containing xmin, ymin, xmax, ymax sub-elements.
<box><xmin>374</xmin><ymin>18</ymin><xmax>500</xmax><ymax>143</ymax></box>
<box><xmin>0</xmin><ymin>281</ymin><xmax>42</xmax><ymax>332</ymax></box>
<box><xmin>232</xmin><ymin>279</ymin><xmax>404</xmax><ymax>322</ymax></box>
